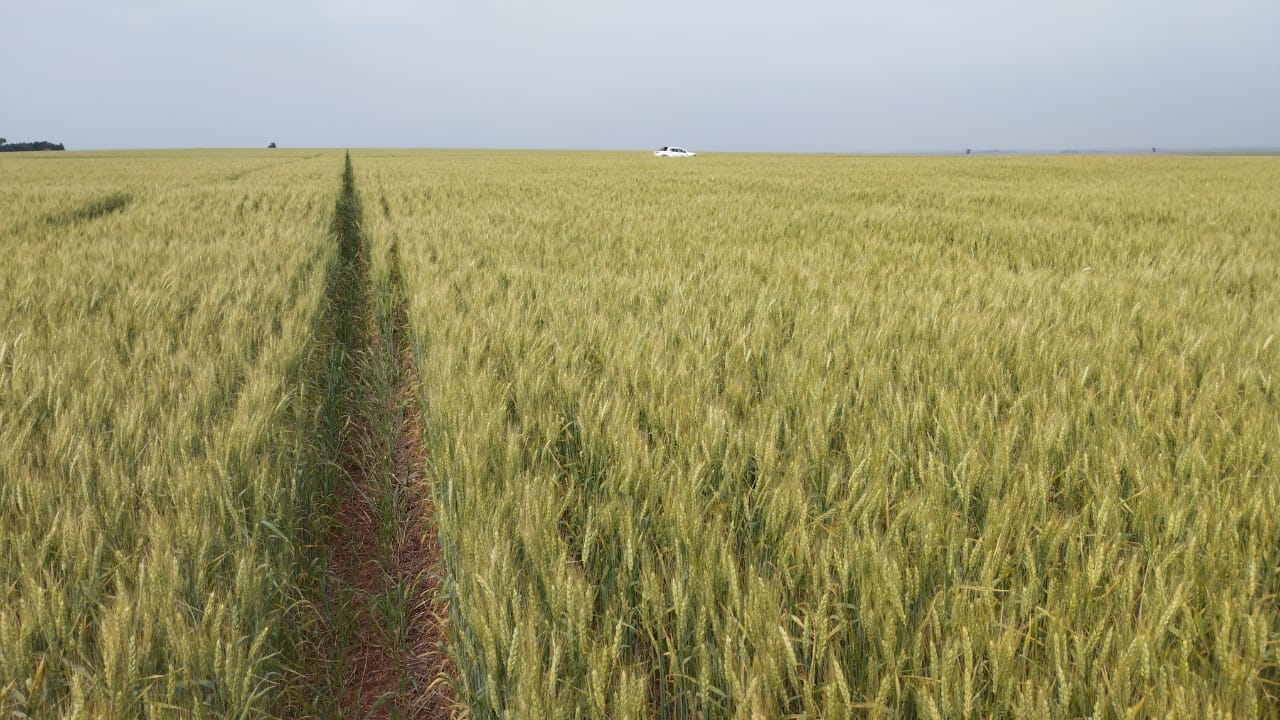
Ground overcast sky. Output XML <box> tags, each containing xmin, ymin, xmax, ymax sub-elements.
<box><xmin>3</xmin><ymin>0</ymin><xmax>1277</xmax><ymax>152</ymax></box>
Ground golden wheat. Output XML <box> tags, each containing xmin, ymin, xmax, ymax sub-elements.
<box><xmin>0</xmin><ymin>150</ymin><xmax>339</xmax><ymax>717</ymax></box>
<box><xmin>358</xmin><ymin>151</ymin><xmax>1280</xmax><ymax>719</ymax></box>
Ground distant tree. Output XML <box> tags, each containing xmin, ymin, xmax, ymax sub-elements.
<box><xmin>0</xmin><ymin>138</ymin><xmax>6</xmax><ymax>146</ymax></box>
<box><xmin>0</xmin><ymin>140</ymin><xmax>64</xmax><ymax>152</ymax></box>
<box><xmin>966</xmin><ymin>148</ymin><xmax>971</xmax><ymax>155</ymax></box>
<box><xmin>1152</xmin><ymin>147</ymin><xmax>1157</xmax><ymax>153</ymax></box>
<box><xmin>268</xmin><ymin>142</ymin><xmax>277</xmax><ymax>149</ymax></box>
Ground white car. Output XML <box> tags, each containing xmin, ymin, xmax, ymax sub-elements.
<box><xmin>654</xmin><ymin>146</ymin><xmax>696</xmax><ymax>158</ymax></box>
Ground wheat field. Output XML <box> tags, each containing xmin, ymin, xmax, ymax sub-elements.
<box><xmin>359</xmin><ymin>151</ymin><xmax>1280</xmax><ymax>719</ymax></box>
<box><xmin>0</xmin><ymin>150</ymin><xmax>341</xmax><ymax>717</ymax></box>
<box><xmin>1</xmin><ymin>149</ymin><xmax>1277</xmax><ymax>718</ymax></box>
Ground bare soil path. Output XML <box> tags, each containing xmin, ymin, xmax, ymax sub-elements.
<box><xmin>313</xmin><ymin>155</ymin><xmax>452</xmax><ymax>719</ymax></box>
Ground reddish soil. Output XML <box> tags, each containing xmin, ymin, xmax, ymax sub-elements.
<box><xmin>325</xmin><ymin>316</ymin><xmax>454</xmax><ymax>719</ymax></box>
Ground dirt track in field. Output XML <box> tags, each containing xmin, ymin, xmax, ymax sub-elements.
<box><xmin>327</xmin><ymin>349</ymin><xmax>452</xmax><ymax>719</ymax></box>
<box><xmin>319</xmin><ymin>154</ymin><xmax>453</xmax><ymax>719</ymax></box>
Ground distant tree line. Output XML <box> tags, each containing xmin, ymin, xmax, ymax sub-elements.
<box><xmin>0</xmin><ymin>139</ymin><xmax>66</xmax><ymax>152</ymax></box>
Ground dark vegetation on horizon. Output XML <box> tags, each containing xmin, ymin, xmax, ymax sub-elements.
<box><xmin>0</xmin><ymin>139</ymin><xmax>65</xmax><ymax>152</ymax></box>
